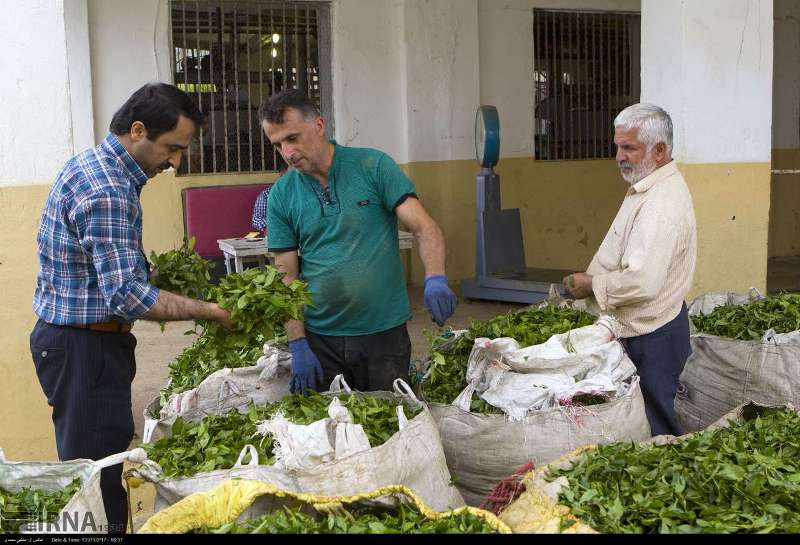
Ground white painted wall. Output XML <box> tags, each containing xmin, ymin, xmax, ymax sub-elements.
<box><xmin>65</xmin><ymin>0</ymin><xmax>95</xmax><ymax>153</ymax></box>
<box><xmin>478</xmin><ymin>0</ymin><xmax>640</xmax><ymax>158</ymax></box>
<box><xmin>0</xmin><ymin>0</ymin><xmax>74</xmax><ymax>186</ymax></box>
<box><xmin>83</xmin><ymin>0</ymin><xmax>649</xmax><ymax>167</ymax></box>
<box><xmin>88</xmin><ymin>0</ymin><xmax>415</xmax><ymax>163</ymax></box>
<box><xmin>330</xmin><ymin>0</ymin><xmax>408</xmax><ymax>163</ymax></box>
<box><xmin>402</xmin><ymin>0</ymin><xmax>480</xmax><ymax>163</ymax></box>
<box><xmin>773</xmin><ymin>0</ymin><xmax>800</xmax><ymax>150</ymax></box>
<box><xmin>88</xmin><ymin>0</ymin><xmax>171</xmax><ymax>142</ymax></box>
<box><xmin>641</xmin><ymin>0</ymin><xmax>773</xmax><ymax>164</ymax></box>
<box><xmin>332</xmin><ymin>0</ymin><xmax>481</xmax><ymax>164</ymax></box>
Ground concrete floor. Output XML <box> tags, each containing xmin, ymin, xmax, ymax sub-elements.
<box><xmin>125</xmin><ymin>285</ymin><xmax>522</xmax><ymax>530</ymax></box>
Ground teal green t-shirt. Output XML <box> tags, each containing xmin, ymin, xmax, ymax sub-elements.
<box><xmin>266</xmin><ymin>142</ymin><xmax>416</xmax><ymax>336</ymax></box>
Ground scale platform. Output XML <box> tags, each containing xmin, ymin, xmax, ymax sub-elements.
<box><xmin>461</xmin><ymin>268</ymin><xmax>571</xmax><ymax>304</ymax></box>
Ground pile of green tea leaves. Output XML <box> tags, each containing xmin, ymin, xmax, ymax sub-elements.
<box><xmin>0</xmin><ymin>479</ymin><xmax>81</xmax><ymax>533</ymax></box>
<box><xmin>158</xmin><ymin>331</ymin><xmax>282</xmax><ymax>407</ymax></box>
<box><xmin>158</xmin><ymin>265</ymin><xmax>310</xmax><ymax>407</ymax></box>
<box><xmin>420</xmin><ymin>306</ymin><xmax>595</xmax><ymax>414</ymax></box>
<box><xmin>691</xmin><ymin>293</ymin><xmax>800</xmax><ymax>340</ymax></box>
<box><xmin>196</xmin><ymin>502</ymin><xmax>499</xmax><ymax>534</ymax></box>
<box><xmin>149</xmin><ymin>238</ymin><xmax>214</xmax><ymax>300</ymax></box>
<box><xmin>550</xmin><ymin>409</ymin><xmax>800</xmax><ymax>533</ymax></box>
<box><xmin>143</xmin><ymin>392</ymin><xmax>421</xmax><ymax>478</ymax></box>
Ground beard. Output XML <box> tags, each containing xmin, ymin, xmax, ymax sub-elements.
<box><xmin>618</xmin><ymin>155</ymin><xmax>657</xmax><ymax>184</ymax></box>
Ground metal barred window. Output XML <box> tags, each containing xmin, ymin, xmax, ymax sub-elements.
<box><xmin>533</xmin><ymin>10</ymin><xmax>640</xmax><ymax>160</ymax></box>
<box><xmin>170</xmin><ymin>0</ymin><xmax>332</xmax><ymax>175</ymax></box>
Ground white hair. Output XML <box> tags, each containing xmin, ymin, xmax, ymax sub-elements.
<box><xmin>614</xmin><ymin>103</ymin><xmax>673</xmax><ymax>157</ymax></box>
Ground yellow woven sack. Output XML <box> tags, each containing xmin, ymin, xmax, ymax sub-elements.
<box><xmin>498</xmin><ymin>444</ymin><xmax>597</xmax><ymax>534</ymax></box>
<box><xmin>139</xmin><ymin>480</ymin><xmax>511</xmax><ymax>534</ymax></box>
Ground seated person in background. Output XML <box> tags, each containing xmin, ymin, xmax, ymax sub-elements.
<box><xmin>251</xmin><ymin>157</ymin><xmax>288</xmax><ymax>236</ymax></box>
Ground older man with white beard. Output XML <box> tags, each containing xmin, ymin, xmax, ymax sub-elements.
<box><xmin>562</xmin><ymin>103</ymin><xmax>697</xmax><ymax>436</ymax></box>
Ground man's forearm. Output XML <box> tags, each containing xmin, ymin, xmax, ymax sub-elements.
<box><xmin>142</xmin><ymin>289</ymin><xmax>222</xmax><ymax>322</ymax></box>
<box><xmin>273</xmin><ymin>252</ymin><xmax>307</xmax><ymax>342</ymax></box>
<box><xmin>286</xmin><ymin>319</ymin><xmax>306</xmax><ymax>342</ymax></box>
<box><xmin>415</xmin><ymin>222</ymin><xmax>446</xmax><ymax>277</ymax></box>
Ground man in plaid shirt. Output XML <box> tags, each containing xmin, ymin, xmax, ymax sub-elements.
<box><xmin>30</xmin><ymin>83</ymin><xmax>233</xmax><ymax>533</ymax></box>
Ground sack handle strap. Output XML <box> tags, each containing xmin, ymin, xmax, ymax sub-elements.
<box><xmin>328</xmin><ymin>374</ymin><xmax>353</xmax><ymax>393</ymax></box>
<box><xmin>234</xmin><ymin>444</ymin><xmax>259</xmax><ymax>467</ymax></box>
<box><xmin>392</xmin><ymin>378</ymin><xmax>419</xmax><ymax>403</ymax></box>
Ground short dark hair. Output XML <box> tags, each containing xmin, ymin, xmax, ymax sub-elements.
<box><xmin>259</xmin><ymin>88</ymin><xmax>320</xmax><ymax>124</ymax></box>
<box><xmin>109</xmin><ymin>82</ymin><xmax>205</xmax><ymax>140</ymax></box>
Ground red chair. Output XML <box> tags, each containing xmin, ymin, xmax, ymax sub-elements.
<box><xmin>181</xmin><ymin>183</ymin><xmax>271</xmax><ymax>259</ymax></box>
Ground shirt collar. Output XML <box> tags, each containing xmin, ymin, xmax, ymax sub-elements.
<box><xmin>329</xmin><ymin>139</ymin><xmax>340</xmax><ymax>175</ymax></box>
<box><xmin>102</xmin><ymin>133</ymin><xmax>149</xmax><ymax>188</ymax></box>
<box><xmin>631</xmin><ymin>160</ymin><xmax>678</xmax><ymax>194</ymax></box>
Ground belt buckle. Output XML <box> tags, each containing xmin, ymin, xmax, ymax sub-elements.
<box><xmin>114</xmin><ymin>321</ymin><xmax>131</xmax><ymax>333</ymax></box>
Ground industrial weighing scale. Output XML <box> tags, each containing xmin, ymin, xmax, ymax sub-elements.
<box><xmin>460</xmin><ymin>105</ymin><xmax>572</xmax><ymax>304</ymax></box>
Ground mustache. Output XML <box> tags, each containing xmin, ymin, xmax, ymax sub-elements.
<box><xmin>618</xmin><ymin>161</ymin><xmax>634</xmax><ymax>170</ymax></box>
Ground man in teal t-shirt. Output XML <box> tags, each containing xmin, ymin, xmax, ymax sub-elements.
<box><xmin>261</xmin><ymin>89</ymin><xmax>457</xmax><ymax>393</ymax></box>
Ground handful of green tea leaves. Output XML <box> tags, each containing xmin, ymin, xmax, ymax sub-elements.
<box><xmin>149</xmin><ymin>238</ymin><xmax>214</xmax><ymax>300</ymax></box>
<box><xmin>0</xmin><ymin>479</ymin><xmax>81</xmax><ymax>534</ymax></box>
<box><xmin>549</xmin><ymin>409</ymin><xmax>800</xmax><ymax>533</ymax></box>
<box><xmin>143</xmin><ymin>392</ymin><xmax>421</xmax><ymax>478</ymax></box>
<box><xmin>203</xmin><ymin>265</ymin><xmax>312</xmax><ymax>343</ymax></box>
<box><xmin>691</xmin><ymin>293</ymin><xmax>800</xmax><ymax>340</ymax></box>
<box><xmin>196</xmin><ymin>502</ymin><xmax>499</xmax><ymax>534</ymax></box>
<box><xmin>420</xmin><ymin>306</ymin><xmax>595</xmax><ymax>414</ymax></box>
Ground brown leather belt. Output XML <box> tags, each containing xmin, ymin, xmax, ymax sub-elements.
<box><xmin>68</xmin><ymin>321</ymin><xmax>133</xmax><ymax>333</ymax></box>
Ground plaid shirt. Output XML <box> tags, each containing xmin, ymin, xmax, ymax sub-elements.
<box><xmin>33</xmin><ymin>133</ymin><xmax>160</xmax><ymax>325</ymax></box>
<box><xmin>251</xmin><ymin>185</ymin><xmax>272</xmax><ymax>231</ymax></box>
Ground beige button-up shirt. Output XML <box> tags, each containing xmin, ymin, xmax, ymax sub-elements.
<box><xmin>586</xmin><ymin>160</ymin><xmax>697</xmax><ymax>338</ymax></box>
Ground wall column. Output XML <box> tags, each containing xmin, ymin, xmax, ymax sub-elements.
<box><xmin>641</xmin><ymin>0</ymin><xmax>774</xmax><ymax>295</ymax></box>
<box><xmin>0</xmin><ymin>0</ymin><xmax>93</xmax><ymax>459</ymax></box>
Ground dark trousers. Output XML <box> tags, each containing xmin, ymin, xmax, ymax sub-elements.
<box><xmin>305</xmin><ymin>323</ymin><xmax>412</xmax><ymax>392</ymax></box>
<box><xmin>621</xmin><ymin>304</ymin><xmax>692</xmax><ymax>437</ymax></box>
<box><xmin>30</xmin><ymin>319</ymin><xmax>136</xmax><ymax>534</ymax></box>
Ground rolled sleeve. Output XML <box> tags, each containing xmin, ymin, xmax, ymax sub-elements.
<box><xmin>73</xmin><ymin>189</ymin><xmax>159</xmax><ymax>321</ymax></box>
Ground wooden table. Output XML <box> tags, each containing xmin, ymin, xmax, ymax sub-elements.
<box><xmin>218</xmin><ymin>231</ymin><xmax>414</xmax><ymax>274</ymax></box>
<box><xmin>217</xmin><ymin>238</ymin><xmax>273</xmax><ymax>274</ymax></box>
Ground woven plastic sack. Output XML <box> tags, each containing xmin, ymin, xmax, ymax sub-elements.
<box><xmin>455</xmin><ymin>324</ymin><xmax>636</xmax><ymax>420</ymax></box>
<box><xmin>499</xmin><ymin>402</ymin><xmax>795</xmax><ymax>533</ymax></box>
<box><xmin>420</xmin><ymin>318</ymin><xmax>649</xmax><ymax>506</ymax></box>
<box><xmin>143</xmin><ymin>343</ymin><xmax>291</xmax><ymax>443</ymax></box>
<box><xmin>129</xmin><ymin>376</ymin><xmax>464</xmax><ymax>514</ymax></box>
<box><xmin>139</xmin><ymin>480</ymin><xmax>510</xmax><ymax>534</ymax></box>
<box><xmin>676</xmin><ymin>289</ymin><xmax>800</xmax><ymax>432</ymax></box>
<box><xmin>428</xmin><ymin>376</ymin><xmax>648</xmax><ymax>506</ymax></box>
<box><xmin>0</xmin><ymin>448</ymin><xmax>146</xmax><ymax>534</ymax></box>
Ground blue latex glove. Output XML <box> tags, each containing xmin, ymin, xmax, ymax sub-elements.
<box><xmin>288</xmin><ymin>338</ymin><xmax>324</xmax><ymax>394</ymax></box>
<box><xmin>424</xmin><ymin>275</ymin><xmax>457</xmax><ymax>326</ymax></box>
